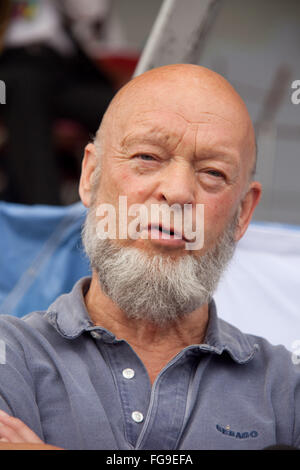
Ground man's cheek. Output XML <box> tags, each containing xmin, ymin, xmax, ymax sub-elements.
<box><xmin>202</xmin><ymin>204</ymin><xmax>231</xmax><ymax>245</ymax></box>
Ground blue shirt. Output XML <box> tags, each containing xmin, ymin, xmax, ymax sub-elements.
<box><xmin>0</xmin><ymin>277</ymin><xmax>299</xmax><ymax>450</ymax></box>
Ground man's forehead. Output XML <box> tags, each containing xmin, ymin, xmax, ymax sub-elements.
<box><xmin>116</xmin><ymin>108</ymin><xmax>245</xmax><ymax>152</ymax></box>
<box><xmin>117</xmin><ymin>89</ymin><xmax>241</xmax><ymax>124</ymax></box>
<box><xmin>119</xmin><ymin>111</ymin><xmax>188</xmax><ymax>145</ymax></box>
<box><xmin>107</xmin><ymin>82</ymin><xmax>251</xmax><ymax>145</ymax></box>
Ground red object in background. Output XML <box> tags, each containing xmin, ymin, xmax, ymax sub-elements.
<box><xmin>96</xmin><ymin>52</ymin><xmax>140</xmax><ymax>90</ymax></box>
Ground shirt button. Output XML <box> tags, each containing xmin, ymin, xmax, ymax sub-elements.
<box><xmin>91</xmin><ymin>331</ymin><xmax>101</xmax><ymax>339</ymax></box>
<box><xmin>131</xmin><ymin>411</ymin><xmax>144</xmax><ymax>423</ymax></box>
<box><xmin>122</xmin><ymin>368</ymin><xmax>135</xmax><ymax>379</ymax></box>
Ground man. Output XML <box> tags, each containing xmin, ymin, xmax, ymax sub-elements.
<box><xmin>0</xmin><ymin>64</ymin><xmax>299</xmax><ymax>450</ymax></box>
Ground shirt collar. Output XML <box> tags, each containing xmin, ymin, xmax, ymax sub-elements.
<box><xmin>202</xmin><ymin>300</ymin><xmax>259</xmax><ymax>364</ymax></box>
<box><xmin>45</xmin><ymin>277</ymin><xmax>95</xmax><ymax>338</ymax></box>
<box><xmin>45</xmin><ymin>277</ymin><xmax>259</xmax><ymax>364</ymax></box>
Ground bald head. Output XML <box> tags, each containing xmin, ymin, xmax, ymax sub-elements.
<box><xmin>95</xmin><ymin>64</ymin><xmax>256</xmax><ymax>180</ymax></box>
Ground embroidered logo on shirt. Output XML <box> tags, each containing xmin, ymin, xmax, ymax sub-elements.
<box><xmin>216</xmin><ymin>424</ymin><xmax>258</xmax><ymax>439</ymax></box>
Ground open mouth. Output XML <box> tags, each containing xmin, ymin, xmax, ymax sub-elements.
<box><xmin>148</xmin><ymin>223</ymin><xmax>187</xmax><ymax>241</ymax></box>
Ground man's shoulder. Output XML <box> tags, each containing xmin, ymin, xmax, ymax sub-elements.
<box><xmin>0</xmin><ymin>277</ymin><xmax>91</xmax><ymax>343</ymax></box>
<box><xmin>0</xmin><ymin>310</ymin><xmax>55</xmax><ymax>346</ymax></box>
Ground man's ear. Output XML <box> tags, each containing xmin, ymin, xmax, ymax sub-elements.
<box><xmin>79</xmin><ymin>143</ymin><xmax>98</xmax><ymax>208</ymax></box>
<box><xmin>235</xmin><ymin>181</ymin><xmax>262</xmax><ymax>241</ymax></box>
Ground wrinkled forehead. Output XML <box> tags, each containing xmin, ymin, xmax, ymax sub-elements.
<box><xmin>118</xmin><ymin>81</ymin><xmax>244</xmax><ymax>123</ymax></box>
<box><xmin>119</xmin><ymin>109</ymin><xmax>243</xmax><ymax>154</ymax></box>
<box><xmin>107</xmin><ymin>101</ymin><xmax>252</xmax><ymax>159</ymax></box>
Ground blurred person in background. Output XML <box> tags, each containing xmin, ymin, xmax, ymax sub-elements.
<box><xmin>0</xmin><ymin>0</ymin><xmax>118</xmax><ymax>205</ymax></box>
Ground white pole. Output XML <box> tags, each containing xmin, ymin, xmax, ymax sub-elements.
<box><xmin>134</xmin><ymin>0</ymin><xmax>221</xmax><ymax>77</ymax></box>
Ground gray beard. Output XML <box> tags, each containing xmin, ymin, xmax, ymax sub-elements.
<box><xmin>82</xmin><ymin>208</ymin><xmax>237</xmax><ymax>325</ymax></box>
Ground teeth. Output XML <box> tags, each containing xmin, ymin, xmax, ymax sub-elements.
<box><xmin>149</xmin><ymin>225</ymin><xmax>181</xmax><ymax>238</ymax></box>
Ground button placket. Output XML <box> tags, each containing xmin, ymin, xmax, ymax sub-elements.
<box><xmin>135</xmin><ymin>353</ymin><xmax>198</xmax><ymax>450</ymax></box>
<box><xmin>103</xmin><ymin>341</ymin><xmax>151</xmax><ymax>446</ymax></box>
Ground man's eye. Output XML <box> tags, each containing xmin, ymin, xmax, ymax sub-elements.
<box><xmin>205</xmin><ymin>169</ymin><xmax>225</xmax><ymax>178</ymax></box>
<box><xmin>135</xmin><ymin>154</ymin><xmax>156</xmax><ymax>161</ymax></box>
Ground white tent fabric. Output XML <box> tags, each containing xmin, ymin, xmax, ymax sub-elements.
<box><xmin>215</xmin><ymin>222</ymin><xmax>300</xmax><ymax>351</ymax></box>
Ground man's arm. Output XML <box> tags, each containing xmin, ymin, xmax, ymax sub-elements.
<box><xmin>0</xmin><ymin>443</ymin><xmax>62</xmax><ymax>450</ymax></box>
<box><xmin>0</xmin><ymin>318</ymin><xmax>61</xmax><ymax>449</ymax></box>
<box><xmin>0</xmin><ymin>410</ymin><xmax>62</xmax><ymax>450</ymax></box>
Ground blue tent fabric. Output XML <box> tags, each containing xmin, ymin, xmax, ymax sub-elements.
<box><xmin>0</xmin><ymin>201</ymin><xmax>90</xmax><ymax>317</ymax></box>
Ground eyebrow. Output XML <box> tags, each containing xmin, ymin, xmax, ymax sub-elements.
<box><xmin>121</xmin><ymin>134</ymin><xmax>160</xmax><ymax>147</ymax></box>
<box><xmin>193</xmin><ymin>149</ymin><xmax>238</xmax><ymax>163</ymax></box>
<box><xmin>120</xmin><ymin>126</ymin><xmax>178</xmax><ymax>149</ymax></box>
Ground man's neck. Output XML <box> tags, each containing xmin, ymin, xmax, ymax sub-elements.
<box><xmin>84</xmin><ymin>272</ymin><xmax>209</xmax><ymax>384</ymax></box>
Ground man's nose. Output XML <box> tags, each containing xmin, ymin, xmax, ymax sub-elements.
<box><xmin>158</xmin><ymin>161</ymin><xmax>196</xmax><ymax>206</ymax></box>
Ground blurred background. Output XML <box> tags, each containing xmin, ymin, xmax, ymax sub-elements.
<box><xmin>0</xmin><ymin>0</ymin><xmax>299</xmax><ymax>224</ymax></box>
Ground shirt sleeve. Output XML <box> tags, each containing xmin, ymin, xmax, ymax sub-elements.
<box><xmin>0</xmin><ymin>320</ymin><xmax>44</xmax><ymax>441</ymax></box>
<box><xmin>292</xmin><ymin>363</ymin><xmax>300</xmax><ymax>448</ymax></box>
